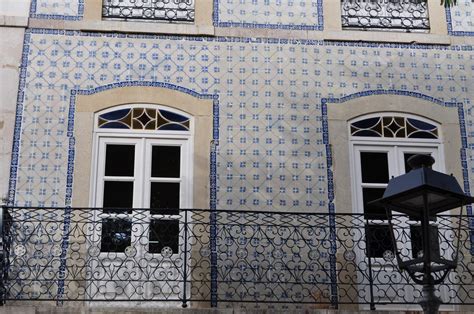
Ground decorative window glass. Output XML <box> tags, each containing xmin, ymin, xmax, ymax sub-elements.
<box><xmin>98</xmin><ymin>107</ymin><xmax>190</xmax><ymax>131</ymax></box>
<box><xmin>102</xmin><ymin>0</ymin><xmax>195</xmax><ymax>23</ymax></box>
<box><xmin>350</xmin><ymin>116</ymin><xmax>438</xmax><ymax>139</ymax></box>
<box><xmin>341</xmin><ymin>0</ymin><xmax>430</xmax><ymax>33</ymax></box>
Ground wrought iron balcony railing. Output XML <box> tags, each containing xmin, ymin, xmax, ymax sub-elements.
<box><xmin>341</xmin><ymin>0</ymin><xmax>430</xmax><ymax>32</ymax></box>
<box><xmin>0</xmin><ymin>206</ymin><xmax>473</xmax><ymax>309</ymax></box>
<box><xmin>102</xmin><ymin>0</ymin><xmax>194</xmax><ymax>23</ymax></box>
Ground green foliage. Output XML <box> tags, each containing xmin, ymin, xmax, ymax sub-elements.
<box><xmin>440</xmin><ymin>0</ymin><xmax>457</xmax><ymax>7</ymax></box>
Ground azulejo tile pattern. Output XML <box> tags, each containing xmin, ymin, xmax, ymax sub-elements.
<box><xmin>447</xmin><ymin>0</ymin><xmax>474</xmax><ymax>35</ymax></box>
<box><xmin>215</xmin><ymin>0</ymin><xmax>323</xmax><ymax>30</ymax></box>
<box><xmin>30</xmin><ymin>0</ymin><xmax>84</xmax><ymax>20</ymax></box>
<box><xmin>27</xmin><ymin>0</ymin><xmax>474</xmax><ymax>35</ymax></box>
<box><xmin>9</xmin><ymin>30</ymin><xmax>474</xmax><ymax>215</ymax></box>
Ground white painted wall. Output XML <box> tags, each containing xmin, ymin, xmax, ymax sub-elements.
<box><xmin>0</xmin><ymin>0</ymin><xmax>30</xmax><ymax>26</ymax></box>
<box><xmin>0</xmin><ymin>27</ymin><xmax>25</xmax><ymax>203</ymax></box>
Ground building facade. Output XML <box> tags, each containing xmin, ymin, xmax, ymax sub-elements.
<box><xmin>0</xmin><ymin>0</ymin><xmax>473</xmax><ymax>310</ymax></box>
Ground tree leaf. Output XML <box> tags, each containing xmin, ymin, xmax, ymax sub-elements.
<box><xmin>440</xmin><ymin>0</ymin><xmax>457</xmax><ymax>7</ymax></box>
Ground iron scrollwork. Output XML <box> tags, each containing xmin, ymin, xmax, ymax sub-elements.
<box><xmin>102</xmin><ymin>0</ymin><xmax>195</xmax><ymax>23</ymax></box>
<box><xmin>341</xmin><ymin>0</ymin><xmax>430</xmax><ymax>32</ymax></box>
<box><xmin>0</xmin><ymin>206</ymin><xmax>473</xmax><ymax>309</ymax></box>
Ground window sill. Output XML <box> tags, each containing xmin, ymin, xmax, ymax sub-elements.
<box><xmin>0</xmin><ymin>15</ymin><xmax>28</xmax><ymax>27</ymax></box>
<box><xmin>323</xmin><ymin>30</ymin><xmax>451</xmax><ymax>45</ymax></box>
<box><xmin>29</xmin><ymin>18</ymin><xmax>214</xmax><ymax>36</ymax></box>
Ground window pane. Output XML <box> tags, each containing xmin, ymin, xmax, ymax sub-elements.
<box><xmin>101</xmin><ymin>218</ymin><xmax>131</xmax><ymax>252</ymax></box>
<box><xmin>150</xmin><ymin>182</ymin><xmax>180</xmax><ymax>213</ymax></box>
<box><xmin>105</xmin><ymin>145</ymin><xmax>135</xmax><ymax>176</ymax></box>
<box><xmin>151</xmin><ymin>146</ymin><xmax>180</xmax><ymax>178</ymax></box>
<box><xmin>365</xmin><ymin>224</ymin><xmax>393</xmax><ymax>258</ymax></box>
<box><xmin>360</xmin><ymin>152</ymin><xmax>389</xmax><ymax>183</ymax></box>
<box><xmin>103</xmin><ymin>181</ymin><xmax>133</xmax><ymax>213</ymax></box>
<box><xmin>363</xmin><ymin>188</ymin><xmax>387</xmax><ymax>219</ymax></box>
<box><xmin>149</xmin><ymin>219</ymin><xmax>179</xmax><ymax>254</ymax></box>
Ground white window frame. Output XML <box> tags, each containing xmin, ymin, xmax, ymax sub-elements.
<box><xmin>347</xmin><ymin>113</ymin><xmax>455</xmax><ymax>310</ymax></box>
<box><xmin>90</xmin><ymin>103</ymin><xmax>194</xmax><ymax>211</ymax></box>
<box><xmin>87</xmin><ymin>104</ymin><xmax>194</xmax><ymax>304</ymax></box>
<box><xmin>349</xmin><ymin>113</ymin><xmax>445</xmax><ymax>259</ymax></box>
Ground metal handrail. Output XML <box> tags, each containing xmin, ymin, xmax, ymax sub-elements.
<box><xmin>0</xmin><ymin>206</ymin><xmax>472</xmax><ymax>308</ymax></box>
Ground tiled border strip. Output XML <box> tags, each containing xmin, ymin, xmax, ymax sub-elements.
<box><xmin>7</xmin><ymin>32</ymin><xmax>31</xmax><ymax>206</ymax></box>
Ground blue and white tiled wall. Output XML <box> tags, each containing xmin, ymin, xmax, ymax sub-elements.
<box><xmin>30</xmin><ymin>0</ymin><xmax>83</xmax><ymax>19</ymax></box>
<box><xmin>215</xmin><ymin>0</ymin><xmax>323</xmax><ymax>30</ymax></box>
<box><xmin>29</xmin><ymin>0</ymin><xmax>473</xmax><ymax>35</ymax></box>
<box><xmin>10</xmin><ymin>29</ymin><xmax>474</xmax><ymax>213</ymax></box>
<box><xmin>447</xmin><ymin>0</ymin><xmax>474</xmax><ymax>35</ymax></box>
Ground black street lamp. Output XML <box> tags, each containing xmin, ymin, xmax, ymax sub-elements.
<box><xmin>372</xmin><ymin>154</ymin><xmax>474</xmax><ymax>314</ymax></box>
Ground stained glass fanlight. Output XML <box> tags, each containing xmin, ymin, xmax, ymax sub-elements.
<box><xmin>350</xmin><ymin>116</ymin><xmax>438</xmax><ymax>139</ymax></box>
<box><xmin>98</xmin><ymin>107</ymin><xmax>190</xmax><ymax>131</ymax></box>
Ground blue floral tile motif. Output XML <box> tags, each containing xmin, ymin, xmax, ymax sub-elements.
<box><xmin>215</xmin><ymin>0</ymin><xmax>323</xmax><ymax>30</ymax></box>
<box><xmin>8</xmin><ymin>30</ymin><xmax>474</xmax><ymax>218</ymax></box>
<box><xmin>447</xmin><ymin>0</ymin><xmax>474</xmax><ymax>36</ymax></box>
<box><xmin>30</xmin><ymin>0</ymin><xmax>84</xmax><ymax>20</ymax></box>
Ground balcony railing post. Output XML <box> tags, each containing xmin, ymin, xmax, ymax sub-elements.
<box><xmin>328</xmin><ymin>209</ymin><xmax>339</xmax><ymax>309</ymax></box>
<box><xmin>365</xmin><ymin>218</ymin><xmax>376</xmax><ymax>311</ymax></box>
<box><xmin>182</xmin><ymin>209</ymin><xmax>188</xmax><ymax>308</ymax></box>
<box><xmin>0</xmin><ymin>205</ymin><xmax>4</xmax><ymax>305</ymax></box>
<box><xmin>0</xmin><ymin>205</ymin><xmax>10</xmax><ymax>306</ymax></box>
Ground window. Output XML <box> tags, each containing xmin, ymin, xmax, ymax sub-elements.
<box><xmin>88</xmin><ymin>104</ymin><xmax>193</xmax><ymax>301</ymax></box>
<box><xmin>326</xmin><ymin>93</ymin><xmax>462</xmax><ymax>308</ymax></box>
<box><xmin>341</xmin><ymin>0</ymin><xmax>430</xmax><ymax>33</ymax></box>
<box><xmin>102</xmin><ymin>0</ymin><xmax>195</xmax><ymax>23</ymax></box>
<box><xmin>349</xmin><ymin>114</ymin><xmax>443</xmax><ymax>258</ymax></box>
<box><xmin>92</xmin><ymin>105</ymin><xmax>193</xmax><ymax>255</ymax></box>
<box><xmin>323</xmin><ymin>1</ymin><xmax>449</xmax><ymax>44</ymax></box>
<box><xmin>352</xmin><ymin>144</ymin><xmax>442</xmax><ymax>257</ymax></box>
<box><xmin>72</xmin><ymin>85</ymin><xmax>214</xmax><ymax>303</ymax></box>
<box><xmin>78</xmin><ymin>0</ymin><xmax>213</xmax><ymax>35</ymax></box>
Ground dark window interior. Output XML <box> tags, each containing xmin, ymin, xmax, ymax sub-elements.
<box><xmin>150</xmin><ymin>182</ymin><xmax>180</xmax><ymax>213</ymax></box>
<box><xmin>366</xmin><ymin>224</ymin><xmax>394</xmax><ymax>258</ymax></box>
<box><xmin>149</xmin><ymin>219</ymin><xmax>179</xmax><ymax>254</ymax></box>
<box><xmin>105</xmin><ymin>144</ymin><xmax>135</xmax><ymax>176</ymax></box>
<box><xmin>151</xmin><ymin>146</ymin><xmax>180</xmax><ymax>178</ymax></box>
<box><xmin>101</xmin><ymin>218</ymin><xmax>132</xmax><ymax>252</ymax></box>
<box><xmin>361</xmin><ymin>152</ymin><xmax>389</xmax><ymax>183</ymax></box>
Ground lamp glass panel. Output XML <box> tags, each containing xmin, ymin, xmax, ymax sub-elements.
<box><xmin>410</xmin><ymin>225</ymin><xmax>440</xmax><ymax>259</ymax></box>
<box><xmin>397</xmin><ymin>193</ymin><xmax>457</xmax><ymax>212</ymax></box>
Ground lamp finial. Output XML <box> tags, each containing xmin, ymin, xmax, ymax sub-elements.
<box><xmin>407</xmin><ymin>154</ymin><xmax>435</xmax><ymax>170</ymax></box>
